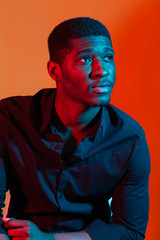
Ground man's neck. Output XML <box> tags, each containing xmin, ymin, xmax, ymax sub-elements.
<box><xmin>54</xmin><ymin>94</ymin><xmax>101</xmax><ymax>140</ymax></box>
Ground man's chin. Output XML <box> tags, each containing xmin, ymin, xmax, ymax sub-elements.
<box><xmin>90</xmin><ymin>96</ymin><xmax>111</xmax><ymax>107</ymax></box>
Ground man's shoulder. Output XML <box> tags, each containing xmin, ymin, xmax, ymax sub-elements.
<box><xmin>0</xmin><ymin>88</ymin><xmax>56</xmax><ymax>112</ymax></box>
<box><xmin>0</xmin><ymin>95</ymin><xmax>31</xmax><ymax>111</ymax></box>
<box><xmin>0</xmin><ymin>88</ymin><xmax>56</xmax><ymax>135</ymax></box>
<box><xmin>106</xmin><ymin>104</ymin><xmax>145</xmax><ymax>137</ymax></box>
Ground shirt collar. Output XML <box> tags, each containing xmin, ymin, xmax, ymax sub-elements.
<box><xmin>100</xmin><ymin>105</ymin><xmax>110</xmax><ymax>137</ymax></box>
<box><xmin>39</xmin><ymin>88</ymin><xmax>111</xmax><ymax>137</ymax></box>
<box><xmin>40</xmin><ymin>88</ymin><xmax>57</xmax><ymax>134</ymax></box>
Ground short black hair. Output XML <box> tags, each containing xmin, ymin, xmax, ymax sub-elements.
<box><xmin>48</xmin><ymin>17</ymin><xmax>112</xmax><ymax>64</ymax></box>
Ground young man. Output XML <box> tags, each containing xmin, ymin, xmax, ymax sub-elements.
<box><xmin>0</xmin><ymin>17</ymin><xmax>150</xmax><ymax>240</ymax></box>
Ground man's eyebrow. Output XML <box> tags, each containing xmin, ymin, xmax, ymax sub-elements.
<box><xmin>76</xmin><ymin>47</ymin><xmax>115</xmax><ymax>55</ymax></box>
<box><xmin>103</xmin><ymin>47</ymin><xmax>115</xmax><ymax>54</ymax></box>
<box><xmin>75</xmin><ymin>49</ymin><xmax>93</xmax><ymax>56</ymax></box>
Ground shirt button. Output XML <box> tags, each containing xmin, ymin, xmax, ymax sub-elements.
<box><xmin>58</xmin><ymin>192</ymin><xmax>63</xmax><ymax>199</ymax></box>
<box><xmin>55</xmin><ymin>143</ymin><xmax>63</xmax><ymax>149</ymax></box>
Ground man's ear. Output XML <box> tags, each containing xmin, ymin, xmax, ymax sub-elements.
<box><xmin>47</xmin><ymin>61</ymin><xmax>61</xmax><ymax>81</ymax></box>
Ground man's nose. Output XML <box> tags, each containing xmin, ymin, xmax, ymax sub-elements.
<box><xmin>90</xmin><ymin>58</ymin><xmax>109</xmax><ymax>79</ymax></box>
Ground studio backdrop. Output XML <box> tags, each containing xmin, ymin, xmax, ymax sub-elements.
<box><xmin>0</xmin><ymin>0</ymin><xmax>160</xmax><ymax>239</ymax></box>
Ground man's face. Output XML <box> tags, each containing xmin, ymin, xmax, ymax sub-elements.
<box><xmin>57</xmin><ymin>35</ymin><xmax>116</xmax><ymax>107</ymax></box>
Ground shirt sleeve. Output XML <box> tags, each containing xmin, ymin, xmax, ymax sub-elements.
<box><xmin>85</xmin><ymin>129</ymin><xmax>151</xmax><ymax>240</ymax></box>
<box><xmin>0</xmin><ymin>112</ymin><xmax>9</xmax><ymax>234</ymax></box>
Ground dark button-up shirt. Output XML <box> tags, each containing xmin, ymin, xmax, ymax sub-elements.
<box><xmin>0</xmin><ymin>89</ymin><xmax>150</xmax><ymax>240</ymax></box>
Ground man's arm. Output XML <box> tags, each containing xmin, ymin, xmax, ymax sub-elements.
<box><xmin>0</xmin><ymin>234</ymin><xmax>10</xmax><ymax>240</ymax></box>
<box><xmin>85</xmin><ymin>129</ymin><xmax>151</xmax><ymax>240</ymax></box>
<box><xmin>2</xmin><ymin>218</ymin><xmax>91</xmax><ymax>240</ymax></box>
<box><xmin>54</xmin><ymin>231</ymin><xmax>91</xmax><ymax>240</ymax></box>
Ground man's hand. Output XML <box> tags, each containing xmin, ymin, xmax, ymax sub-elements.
<box><xmin>1</xmin><ymin>218</ymin><xmax>53</xmax><ymax>240</ymax></box>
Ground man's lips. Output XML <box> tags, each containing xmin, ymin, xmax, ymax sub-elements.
<box><xmin>92</xmin><ymin>84</ymin><xmax>113</xmax><ymax>94</ymax></box>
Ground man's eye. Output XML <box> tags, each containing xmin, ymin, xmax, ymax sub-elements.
<box><xmin>103</xmin><ymin>55</ymin><xmax>114</xmax><ymax>62</ymax></box>
<box><xmin>78</xmin><ymin>56</ymin><xmax>92</xmax><ymax>63</ymax></box>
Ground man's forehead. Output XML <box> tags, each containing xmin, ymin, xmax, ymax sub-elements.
<box><xmin>69</xmin><ymin>35</ymin><xmax>113</xmax><ymax>52</ymax></box>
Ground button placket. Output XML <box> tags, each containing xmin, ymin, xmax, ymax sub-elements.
<box><xmin>56</xmin><ymin>167</ymin><xmax>68</xmax><ymax>202</ymax></box>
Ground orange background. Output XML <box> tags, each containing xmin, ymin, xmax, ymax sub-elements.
<box><xmin>1</xmin><ymin>0</ymin><xmax>160</xmax><ymax>239</ymax></box>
